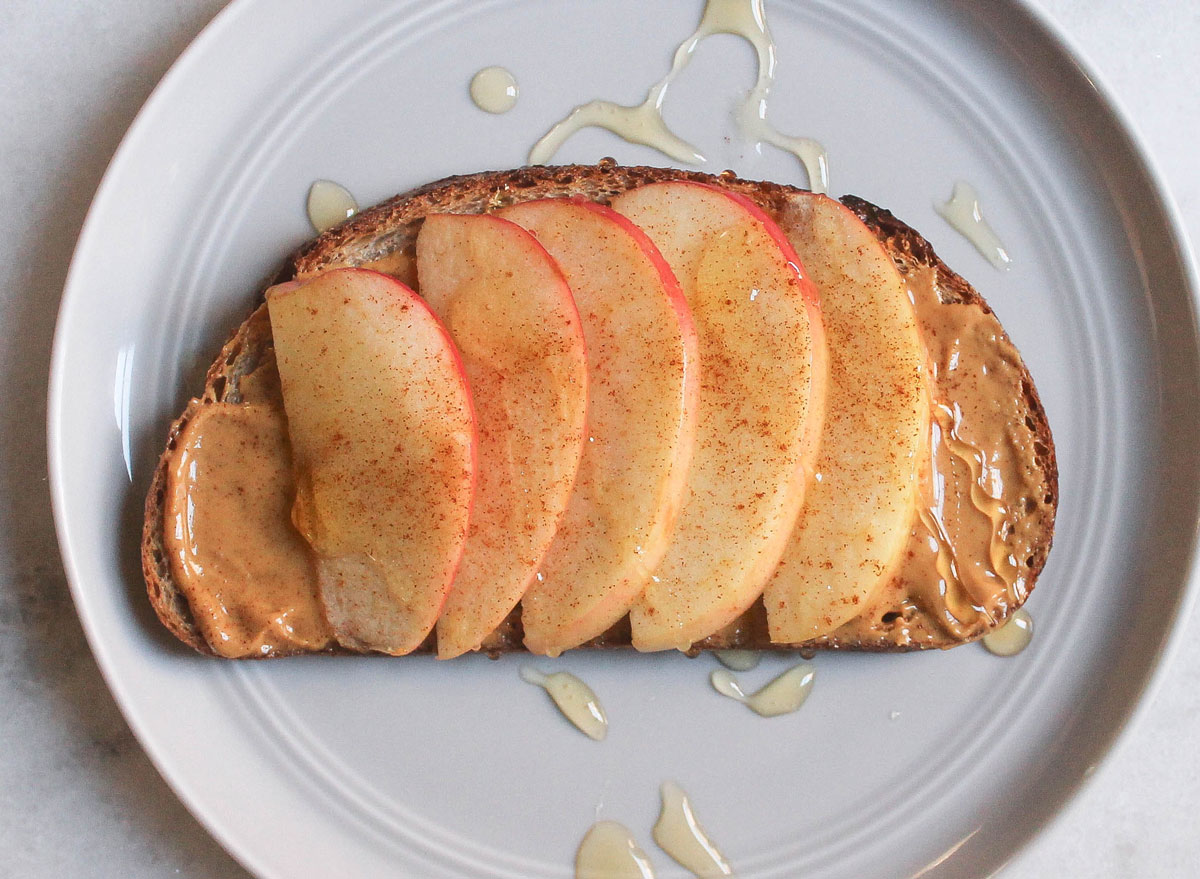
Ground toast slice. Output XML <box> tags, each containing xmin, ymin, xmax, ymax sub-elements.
<box><xmin>142</xmin><ymin>161</ymin><xmax>1057</xmax><ymax>657</ymax></box>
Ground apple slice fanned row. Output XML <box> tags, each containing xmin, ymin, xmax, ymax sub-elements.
<box><xmin>260</xmin><ymin>182</ymin><xmax>930</xmax><ymax>656</ymax></box>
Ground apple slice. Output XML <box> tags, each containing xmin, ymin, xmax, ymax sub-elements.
<box><xmin>266</xmin><ymin>268</ymin><xmax>476</xmax><ymax>655</ymax></box>
<box><xmin>611</xmin><ymin>181</ymin><xmax>828</xmax><ymax>651</ymax></box>
<box><xmin>764</xmin><ymin>195</ymin><xmax>930</xmax><ymax>641</ymax></box>
<box><xmin>500</xmin><ymin>197</ymin><xmax>700</xmax><ymax>656</ymax></box>
<box><xmin>416</xmin><ymin>214</ymin><xmax>589</xmax><ymax>659</ymax></box>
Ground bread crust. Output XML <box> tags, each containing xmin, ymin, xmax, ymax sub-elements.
<box><xmin>143</xmin><ymin>162</ymin><xmax>1057</xmax><ymax>657</ymax></box>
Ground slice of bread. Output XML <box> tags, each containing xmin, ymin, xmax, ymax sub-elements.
<box><xmin>142</xmin><ymin>161</ymin><xmax>1057</xmax><ymax>657</ymax></box>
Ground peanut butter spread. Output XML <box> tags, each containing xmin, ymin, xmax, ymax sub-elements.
<box><xmin>164</xmin><ymin>383</ymin><xmax>333</xmax><ymax>658</ymax></box>
<box><xmin>828</xmin><ymin>261</ymin><xmax>1051</xmax><ymax>646</ymax></box>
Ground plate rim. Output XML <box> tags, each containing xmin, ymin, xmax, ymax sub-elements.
<box><xmin>963</xmin><ymin>0</ymin><xmax>1200</xmax><ymax>870</ymax></box>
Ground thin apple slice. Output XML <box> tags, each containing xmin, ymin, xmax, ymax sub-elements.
<box><xmin>611</xmin><ymin>181</ymin><xmax>828</xmax><ymax>651</ymax></box>
<box><xmin>266</xmin><ymin>268</ymin><xmax>476</xmax><ymax>655</ymax></box>
<box><xmin>416</xmin><ymin>214</ymin><xmax>589</xmax><ymax>659</ymax></box>
<box><xmin>764</xmin><ymin>195</ymin><xmax>930</xmax><ymax>641</ymax></box>
<box><xmin>500</xmin><ymin>198</ymin><xmax>700</xmax><ymax>656</ymax></box>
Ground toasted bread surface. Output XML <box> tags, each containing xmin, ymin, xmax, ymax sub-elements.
<box><xmin>143</xmin><ymin>162</ymin><xmax>1057</xmax><ymax>656</ymax></box>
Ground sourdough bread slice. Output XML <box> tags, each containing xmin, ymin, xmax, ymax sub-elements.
<box><xmin>142</xmin><ymin>162</ymin><xmax>1057</xmax><ymax>657</ymax></box>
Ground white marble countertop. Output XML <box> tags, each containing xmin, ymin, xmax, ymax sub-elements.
<box><xmin>1</xmin><ymin>1</ymin><xmax>1196</xmax><ymax>876</ymax></box>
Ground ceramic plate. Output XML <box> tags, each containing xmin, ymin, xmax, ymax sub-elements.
<box><xmin>48</xmin><ymin>1</ymin><xmax>1200</xmax><ymax>876</ymax></box>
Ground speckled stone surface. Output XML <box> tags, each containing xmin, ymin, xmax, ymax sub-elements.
<box><xmin>1</xmin><ymin>2</ymin><xmax>1195</xmax><ymax>877</ymax></box>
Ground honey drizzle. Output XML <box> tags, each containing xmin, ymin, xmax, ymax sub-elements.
<box><xmin>530</xmin><ymin>0</ymin><xmax>827</xmax><ymax>192</ymax></box>
<box><xmin>913</xmin><ymin>396</ymin><xmax>1025</xmax><ymax>635</ymax></box>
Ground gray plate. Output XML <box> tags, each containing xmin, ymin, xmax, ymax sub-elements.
<box><xmin>48</xmin><ymin>0</ymin><xmax>1200</xmax><ymax>876</ymax></box>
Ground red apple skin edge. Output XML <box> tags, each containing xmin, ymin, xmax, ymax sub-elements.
<box><xmin>565</xmin><ymin>196</ymin><xmax>701</xmax><ymax>362</ymax></box>
<box><xmin>267</xmin><ymin>267</ymin><xmax>480</xmax><ymax>627</ymax></box>
<box><xmin>358</xmin><ymin>268</ymin><xmax>480</xmax><ymax>624</ymax></box>
<box><xmin>504</xmin><ymin>196</ymin><xmax>702</xmax><ymax>653</ymax></box>
<box><xmin>378</xmin><ymin>269</ymin><xmax>478</xmax><ymax>614</ymax></box>
<box><xmin>567</xmin><ymin>193</ymin><xmax>703</xmax><ymax>552</ymax></box>
<box><xmin>652</xmin><ymin>181</ymin><xmax>831</xmax><ymax>490</ymax></box>
<box><xmin>417</xmin><ymin>214</ymin><xmax>590</xmax><ymax>658</ymax></box>
<box><xmin>567</xmin><ymin>192</ymin><xmax>702</xmax><ymax>555</ymax></box>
